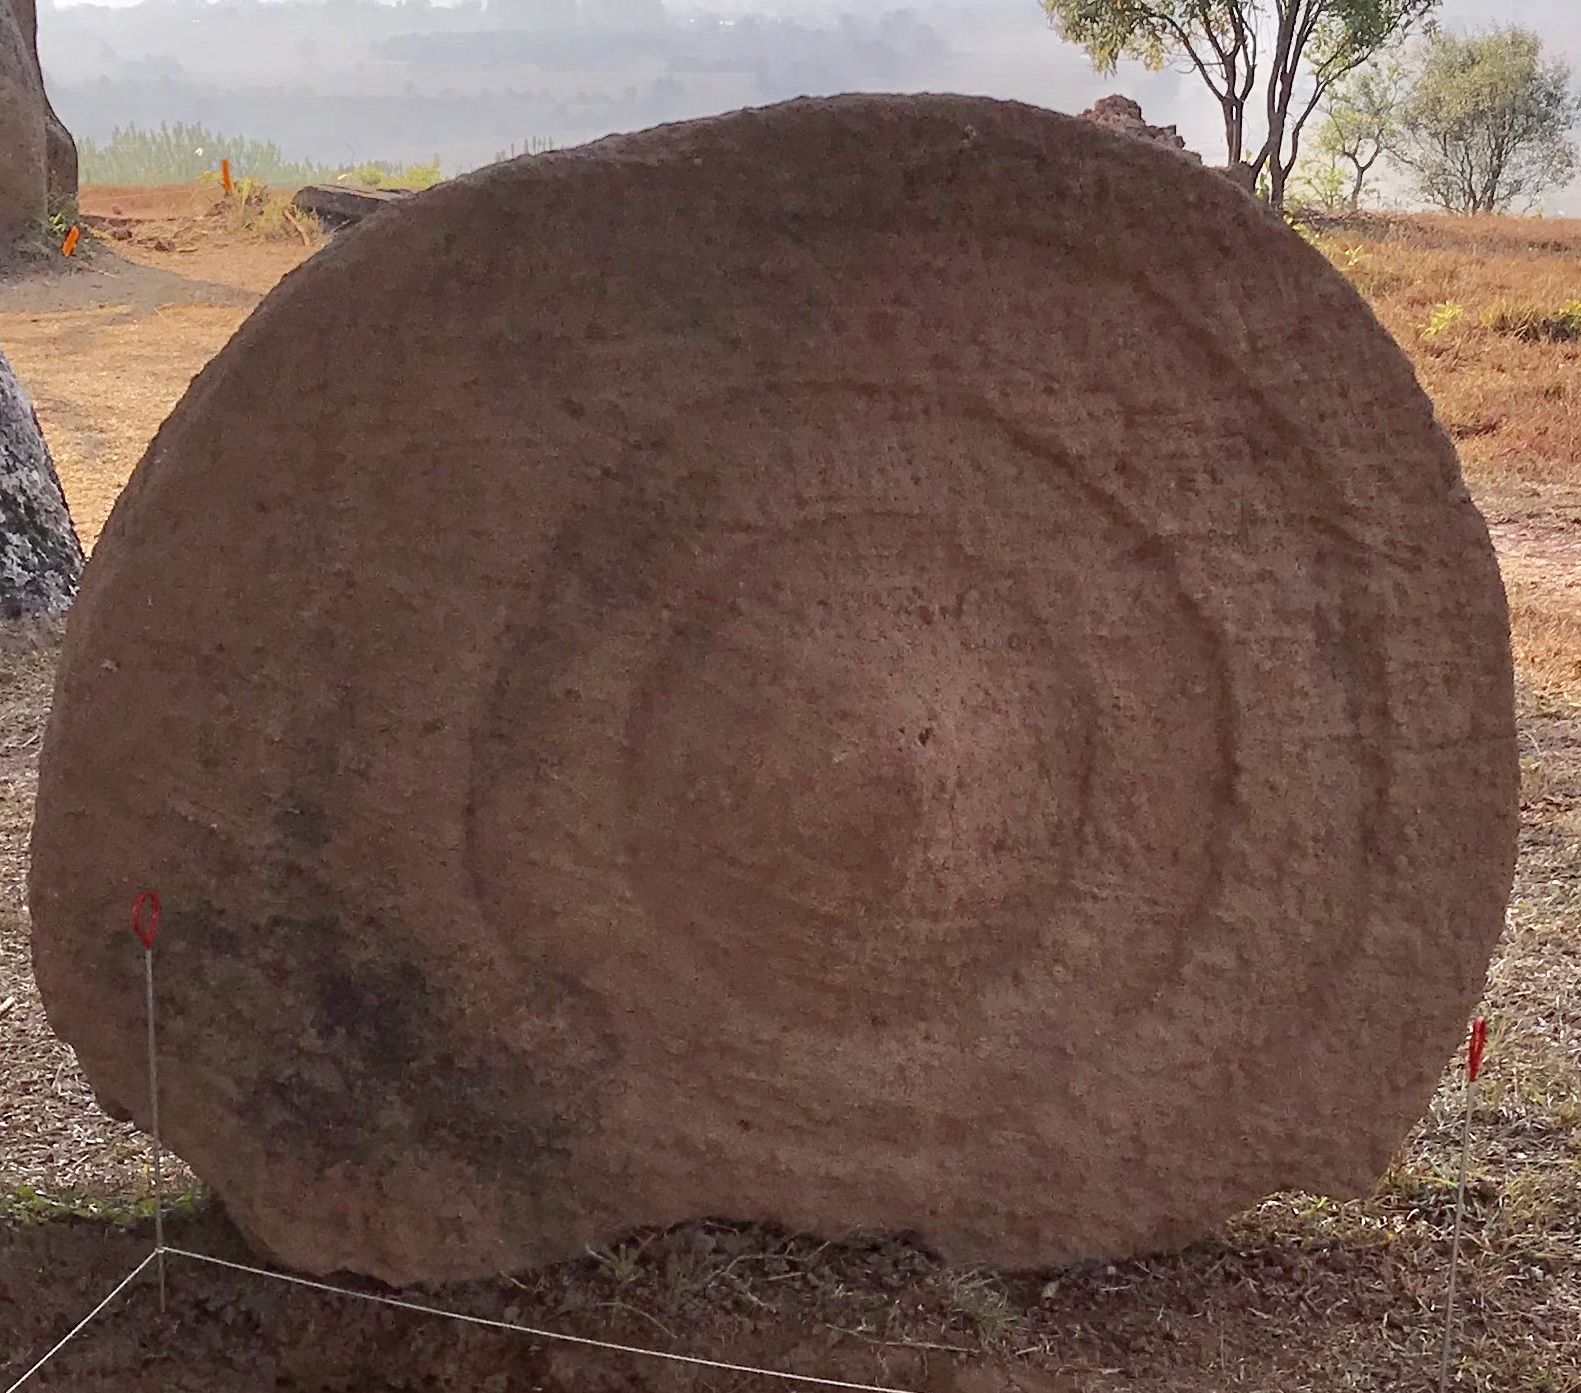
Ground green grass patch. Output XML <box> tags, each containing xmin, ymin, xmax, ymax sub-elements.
<box><xmin>0</xmin><ymin>1181</ymin><xmax>205</xmax><ymax>1227</ymax></box>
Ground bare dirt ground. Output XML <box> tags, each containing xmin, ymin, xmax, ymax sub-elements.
<box><xmin>0</xmin><ymin>209</ymin><xmax>296</xmax><ymax>546</ymax></box>
<box><xmin>1</xmin><ymin>200</ymin><xmax>1579</xmax><ymax>1392</ymax></box>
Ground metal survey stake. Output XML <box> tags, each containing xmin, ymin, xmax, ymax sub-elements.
<box><xmin>131</xmin><ymin>890</ymin><xmax>166</xmax><ymax>1313</ymax></box>
<box><xmin>1438</xmin><ymin>1015</ymin><xmax>1487</xmax><ymax>1393</ymax></box>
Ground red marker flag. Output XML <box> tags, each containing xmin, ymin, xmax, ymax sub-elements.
<box><xmin>131</xmin><ymin>890</ymin><xmax>161</xmax><ymax>950</ymax></box>
<box><xmin>1467</xmin><ymin>1017</ymin><xmax>1487</xmax><ymax>1083</ymax></box>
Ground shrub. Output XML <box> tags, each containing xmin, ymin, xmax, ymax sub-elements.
<box><xmin>1421</xmin><ymin>300</ymin><xmax>1465</xmax><ymax>340</ymax></box>
<box><xmin>334</xmin><ymin>159</ymin><xmax>443</xmax><ymax>191</ymax></box>
<box><xmin>1480</xmin><ymin>299</ymin><xmax>1581</xmax><ymax>342</ymax></box>
<box><xmin>80</xmin><ymin>123</ymin><xmax>331</xmax><ymax>186</ymax></box>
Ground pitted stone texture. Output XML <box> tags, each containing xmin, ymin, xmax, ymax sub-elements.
<box><xmin>9</xmin><ymin>0</ymin><xmax>75</xmax><ymax>215</ymax></box>
<box><xmin>0</xmin><ymin>0</ymin><xmax>73</xmax><ymax>241</ymax></box>
<box><xmin>29</xmin><ymin>94</ymin><xmax>1517</xmax><ymax>1286</ymax></box>
<box><xmin>0</xmin><ymin>344</ymin><xmax>82</xmax><ymax>617</ymax></box>
<box><xmin>0</xmin><ymin>0</ymin><xmax>46</xmax><ymax>242</ymax></box>
<box><xmin>1078</xmin><ymin>94</ymin><xmax>1199</xmax><ymax>159</ymax></box>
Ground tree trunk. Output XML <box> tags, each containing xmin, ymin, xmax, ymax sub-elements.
<box><xmin>0</xmin><ymin>344</ymin><xmax>83</xmax><ymax>619</ymax></box>
<box><xmin>1223</xmin><ymin>100</ymin><xmax>1243</xmax><ymax>168</ymax></box>
<box><xmin>1268</xmin><ymin>156</ymin><xmax>1289</xmax><ymax>212</ymax></box>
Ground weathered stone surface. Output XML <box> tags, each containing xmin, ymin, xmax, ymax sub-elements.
<box><xmin>1078</xmin><ymin>93</ymin><xmax>1199</xmax><ymax>160</ymax></box>
<box><xmin>1219</xmin><ymin>159</ymin><xmax>1259</xmax><ymax>195</ymax></box>
<box><xmin>30</xmin><ymin>94</ymin><xmax>1517</xmax><ymax>1286</ymax></box>
<box><xmin>292</xmin><ymin>184</ymin><xmax>414</xmax><ymax>228</ymax></box>
<box><xmin>0</xmin><ymin>0</ymin><xmax>47</xmax><ymax>244</ymax></box>
<box><xmin>0</xmin><ymin>344</ymin><xmax>81</xmax><ymax>617</ymax></box>
<box><xmin>43</xmin><ymin>105</ymin><xmax>76</xmax><ymax>216</ymax></box>
<box><xmin>9</xmin><ymin>0</ymin><xmax>75</xmax><ymax>216</ymax></box>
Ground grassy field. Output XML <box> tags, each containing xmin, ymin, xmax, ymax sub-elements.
<box><xmin>0</xmin><ymin>199</ymin><xmax>1578</xmax><ymax>1391</ymax></box>
<box><xmin>1320</xmin><ymin>216</ymin><xmax>1581</xmax><ymax>726</ymax></box>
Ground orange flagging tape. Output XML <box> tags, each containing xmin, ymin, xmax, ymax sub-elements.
<box><xmin>60</xmin><ymin>226</ymin><xmax>80</xmax><ymax>257</ymax></box>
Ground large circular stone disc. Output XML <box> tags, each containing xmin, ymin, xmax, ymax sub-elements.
<box><xmin>28</xmin><ymin>95</ymin><xmax>1517</xmax><ymax>1285</ymax></box>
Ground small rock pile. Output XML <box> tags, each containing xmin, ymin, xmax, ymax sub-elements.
<box><xmin>1078</xmin><ymin>94</ymin><xmax>1200</xmax><ymax>160</ymax></box>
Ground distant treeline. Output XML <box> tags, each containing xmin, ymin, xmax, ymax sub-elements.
<box><xmin>79</xmin><ymin>122</ymin><xmax>442</xmax><ymax>190</ymax></box>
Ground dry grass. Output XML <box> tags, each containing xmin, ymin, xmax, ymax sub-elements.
<box><xmin>0</xmin><ymin>201</ymin><xmax>316</xmax><ymax>544</ymax></box>
<box><xmin>1311</xmin><ymin>213</ymin><xmax>1581</xmax><ymax>517</ymax></box>
<box><xmin>0</xmin><ymin>306</ymin><xmax>250</xmax><ymax>546</ymax></box>
<box><xmin>207</xmin><ymin>178</ymin><xmax>322</xmax><ymax>245</ymax></box>
<box><xmin>0</xmin><ymin>622</ymin><xmax>200</xmax><ymax>1216</ymax></box>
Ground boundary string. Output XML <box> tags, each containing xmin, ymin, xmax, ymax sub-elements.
<box><xmin>4</xmin><ymin>1243</ymin><xmax>925</xmax><ymax>1393</ymax></box>
<box><xmin>2</xmin><ymin>1251</ymin><xmax>158</xmax><ymax>1393</ymax></box>
<box><xmin>4</xmin><ymin>896</ymin><xmax>1494</xmax><ymax>1393</ymax></box>
<box><xmin>162</xmin><ymin>1246</ymin><xmax>922</xmax><ymax>1393</ymax></box>
<box><xmin>6</xmin><ymin>894</ymin><xmax>922</xmax><ymax>1393</ymax></box>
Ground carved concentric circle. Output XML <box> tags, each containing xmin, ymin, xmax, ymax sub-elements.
<box><xmin>464</xmin><ymin>389</ymin><xmax>1231</xmax><ymax>1047</ymax></box>
<box><xmin>29</xmin><ymin>95</ymin><xmax>1516</xmax><ymax>1286</ymax></box>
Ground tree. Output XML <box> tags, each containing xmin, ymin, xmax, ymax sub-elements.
<box><xmin>1042</xmin><ymin>0</ymin><xmax>1437</xmax><ymax>210</ymax></box>
<box><xmin>1298</xmin><ymin>57</ymin><xmax>1407</xmax><ymax>211</ymax></box>
<box><xmin>1393</xmin><ymin>26</ymin><xmax>1581</xmax><ymax>214</ymax></box>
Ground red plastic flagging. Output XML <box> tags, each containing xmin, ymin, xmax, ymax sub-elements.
<box><xmin>130</xmin><ymin>890</ymin><xmax>161</xmax><ymax>951</ymax></box>
<box><xmin>1467</xmin><ymin>1017</ymin><xmax>1488</xmax><ymax>1083</ymax></box>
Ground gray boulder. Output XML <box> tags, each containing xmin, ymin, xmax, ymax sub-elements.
<box><xmin>0</xmin><ymin>345</ymin><xmax>82</xmax><ymax>617</ymax></box>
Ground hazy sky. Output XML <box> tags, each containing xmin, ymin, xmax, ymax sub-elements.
<box><xmin>36</xmin><ymin>0</ymin><xmax>1581</xmax><ymax>206</ymax></box>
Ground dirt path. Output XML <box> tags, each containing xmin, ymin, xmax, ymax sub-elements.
<box><xmin>1490</xmin><ymin>516</ymin><xmax>1581</xmax><ymax>588</ymax></box>
<box><xmin>0</xmin><ymin>236</ymin><xmax>311</xmax><ymax>548</ymax></box>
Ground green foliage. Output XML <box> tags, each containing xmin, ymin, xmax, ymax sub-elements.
<box><xmin>1421</xmin><ymin>298</ymin><xmax>1464</xmax><ymax>338</ymax></box>
<box><xmin>336</xmin><ymin>158</ymin><xmax>443</xmax><ymax>191</ymax></box>
<box><xmin>78</xmin><ymin>124</ymin><xmax>446</xmax><ymax>193</ymax></box>
<box><xmin>1395</xmin><ymin>26</ymin><xmax>1581</xmax><ymax>213</ymax></box>
<box><xmin>79</xmin><ymin>122</ymin><xmax>332</xmax><ymax>186</ymax></box>
<box><xmin>1284</xmin><ymin>210</ymin><xmax>1323</xmax><ymax>245</ymax></box>
<box><xmin>44</xmin><ymin>203</ymin><xmax>76</xmax><ymax>241</ymax></box>
<box><xmin>1480</xmin><ymin>298</ymin><xmax>1581</xmax><ymax>342</ymax></box>
<box><xmin>1</xmin><ymin>1181</ymin><xmax>205</xmax><ymax>1226</ymax></box>
<box><xmin>224</xmin><ymin>177</ymin><xmax>322</xmax><ymax>241</ymax></box>
<box><xmin>1296</xmin><ymin>57</ymin><xmax>1408</xmax><ymax>211</ymax></box>
<box><xmin>592</xmin><ymin>1242</ymin><xmax>643</xmax><ymax>1283</ymax></box>
<box><xmin>8</xmin><ymin>203</ymin><xmax>94</xmax><ymax>264</ymax></box>
<box><xmin>1040</xmin><ymin>0</ymin><xmax>1438</xmax><ymax>210</ymax></box>
<box><xmin>1292</xmin><ymin>156</ymin><xmax>1353</xmax><ymax>211</ymax></box>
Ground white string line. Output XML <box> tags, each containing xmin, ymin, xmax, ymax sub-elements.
<box><xmin>2</xmin><ymin>1250</ymin><xmax>158</xmax><ymax>1393</ymax></box>
<box><xmin>143</xmin><ymin>946</ymin><xmax>166</xmax><ymax>1312</ymax></box>
<box><xmin>1438</xmin><ymin>1064</ymin><xmax>1479</xmax><ymax>1392</ymax></box>
<box><xmin>162</xmin><ymin>1246</ymin><xmax>923</xmax><ymax>1393</ymax></box>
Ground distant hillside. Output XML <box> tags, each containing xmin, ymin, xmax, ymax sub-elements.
<box><xmin>40</xmin><ymin>0</ymin><xmax>954</xmax><ymax>172</ymax></box>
